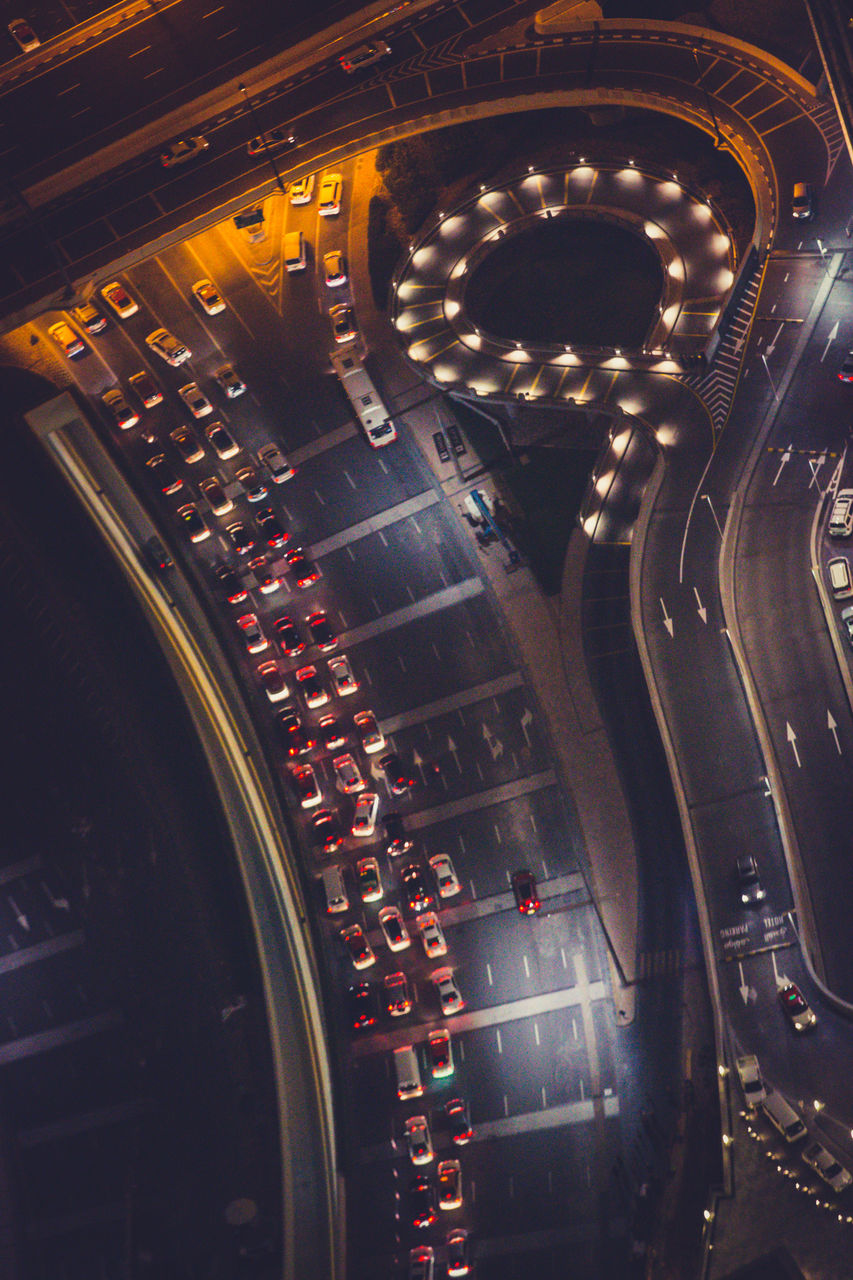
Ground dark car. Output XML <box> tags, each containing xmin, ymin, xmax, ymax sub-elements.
<box><xmin>145</xmin><ymin>453</ymin><xmax>182</xmax><ymax>495</ymax></box>
<box><xmin>307</xmin><ymin>610</ymin><xmax>337</xmax><ymax>652</ymax></box>
<box><xmin>346</xmin><ymin>981</ymin><xmax>376</xmax><ymax>1031</ymax></box>
<box><xmin>380</xmin><ymin>751</ymin><xmax>414</xmax><ymax>796</ymax></box>
<box><xmin>247</xmin><ymin>125</ymin><xmax>296</xmax><ymax>156</ymax></box>
<box><xmin>286</xmin><ymin>547</ymin><xmax>320</xmax><ymax>588</ymax></box>
<box><xmin>778</xmin><ymin>981</ymin><xmax>817</xmax><ymax>1032</ymax></box>
<box><xmin>319</xmin><ymin>715</ymin><xmax>347</xmax><ymax>751</ymax></box>
<box><xmin>445</xmin><ymin>1098</ymin><xmax>472</xmax><ymax>1146</ymax></box>
<box><xmin>838</xmin><ymin>351</ymin><xmax>853</xmax><ymax>383</ymax></box>
<box><xmin>409</xmin><ymin>1175</ymin><xmax>436</xmax><ymax>1230</ymax></box>
<box><xmin>736</xmin><ymin>854</ymin><xmax>766</xmax><ymax>907</ymax></box>
<box><xmin>383</xmin><ymin>971</ymin><xmax>412</xmax><ymax>1018</ymax></box>
<box><xmin>213</xmin><ymin>561</ymin><xmax>247</xmax><ymax>604</ymax></box>
<box><xmin>143</xmin><ymin>536</ymin><xmax>173</xmax><ymax>572</ymax></box>
<box><xmin>276</xmin><ymin>704</ymin><xmax>315</xmax><ymax>757</ymax></box>
<box><xmin>312</xmin><ymin>808</ymin><xmax>344</xmax><ymax>854</ymax></box>
<box><xmin>225</xmin><ymin>522</ymin><xmax>255</xmax><ymax>555</ymax></box>
<box><xmin>400</xmin><ymin>862</ymin><xmax>435</xmax><ymax>915</ymax></box>
<box><xmin>255</xmin><ymin>506</ymin><xmax>288</xmax><ymax>548</ymax></box>
<box><xmin>383</xmin><ymin>812</ymin><xmax>412</xmax><ymax>857</ymax></box>
<box><xmin>272</xmin><ymin>615</ymin><xmax>304</xmax><ymax>656</ymax></box>
<box><xmin>512</xmin><ymin>869</ymin><xmax>541</xmax><ymax>916</ymax></box>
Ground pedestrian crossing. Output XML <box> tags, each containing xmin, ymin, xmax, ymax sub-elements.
<box><xmin>636</xmin><ymin>949</ymin><xmax>681</xmax><ymax>980</ymax></box>
<box><xmin>678</xmin><ymin>260</ymin><xmax>764</xmax><ymax>435</ymax></box>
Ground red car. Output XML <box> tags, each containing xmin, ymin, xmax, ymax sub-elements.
<box><xmin>512</xmin><ymin>868</ymin><xmax>541</xmax><ymax>915</ymax></box>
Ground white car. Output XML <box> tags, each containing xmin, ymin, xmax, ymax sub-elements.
<box><xmin>8</xmin><ymin>18</ymin><xmax>39</xmax><ymax>52</ymax></box>
<box><xmin>48</xmin><ymin>320</ymin><xmax>85</xmax><ymax>358</ymax></box>
<box><xmin>101</xmin><ymin>281</ymin><xmax>138</xmax><ymax>318</ymax></box>
<box><xmin>199</xmin><ymin>476</ymin><xmax>233</xmax><ymax>516</ymax></box>
<box><xmin>351</xmin><ymin>791</ymin><xmax>379</xmax><ymax>837</ymax></box>
<box><xmin>427</xmin><ymin>1028</ymin><xmax>453</xmax><ymax>1079</ymax></box>
<box><xmin>323</xmin><ymin>250</ymin><xmax>347</xmax><ymax>287</ymax></box>
<box><xmin>192</xmin><ymin>279</ymin><xmax>225</xmax><ymax>315</ymax></box>
<box><xmin>236</xmin><ymin>613</ymin><xmax>268</xmax><ymax>654</ymax></box>
<box><xmin>170</xmin><ymin>426</ymin><xmax>204</xmax><ymax>464</ymax></box>
<box><xmin>429</xmin><ymin>853</ymin><xmax>460</xmax><ymax>899</ymax></box>
<box><xmin>318</xmin><ymin>172</ymin><xmax>342</xmax><ymax>216</ymax></box>
<box><xmin>378</xmin><ymin>905</ymin><xmax>410</xmax><ymax>952</ymax></box>
<box><xmin>735</xmin><ymin>1054</ymin><xmax>766</xmax><ymax>1107</ymax></box>
<box><xmin>354</xmin><ymin>709</ymin><xmax>385</xmax><ymax>754</ymax></box>
<box><xmin>161</xmin><ymin>136</ymin><xmax>209</xmax><ymax>167</ymax></box>
<box><xmin>179</xmin><ymin>382</ymin><xmax>213</xmax><ymax>418</ymax></box>
<box><xmin>432</xmin><ymin>967</ymin><xmax>464</xmax><ymax>1014</ymax></box>
<box><xmin>289</xmin><ymin>174</ymin><xmax>315</xmax><ymax>204</ymax></box>
<box><xmin>102</xmin><ymin>388</ymin><xmax>139</xmax><ymax>430</ymax></box>
<box><xmin>258</xmin><ymin>442</ymin><xmax>295</xmax><ymax>483</ymax></box>
<box><xmin>256</xmin><ymin>660</ymin><xmax>289</xmax><ymax>703</ymax></box>
<box><xmin>405</xmin><ymin>1116</ymin><xmax>434</xmax><ymax>1166</ymax></box>
<box><xmin>801</xmin><ymin>1142</ymin><xmax>853</xmax><ymax>1192</ymax></box>
<box><xmin>215</xmin><ymin>363</ymin><xmax>246</xmax><ymax>399</ymax></box>
<box><xmin>333</xmin><ymin>753</ymin><xmax>365</xmax><ymax>794</ymax></box>
<box><xmin>328</xmin><ymin>654</ymin><xmax>358</xmax><ymax>697</ymax></box>
<box><xmin>417</xmin><ymin>913</ymin><xmax>447</xmax><ymax>959</ymax></box>
<box><xmin>146</xmin><ymin>328</ymin><xmax>191</xmax><ymax>366</ymax></box>
<box><xmin>205</xmin><ymin>421</ymin><xmax>239</xmax><ymax>460</ymax></box>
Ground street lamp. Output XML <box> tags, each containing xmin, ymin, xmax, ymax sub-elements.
<box><xmin>238</xmin><ymin>82</ymin><xmax>287</xmax><ymax>195</ymax></box>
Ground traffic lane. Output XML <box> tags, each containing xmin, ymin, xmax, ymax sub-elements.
<box><xmin>283</xmin><ymin>436</ymin><xmax>434</xmax><ymax>541</ymax></box>
<box><xmin>735</xmin><ymin>500</ymin><xmax>853</xmax><ymax>995</ymax></box>
<box><xmin>411</xmin><ymin>786</ymin><xmax>580</xmax><ymax>900</ymax></box>
<box><xmin>0</xmin><ymin>946</ymin><xmax>104</xmax><ymax>1043</ymax></box>
<box><xmin>383</xmin><ymin>683</ymin><xmax>552</xmax><ymax>798</ymax></box>
<box><xmin>642</xmin><ymin>512</ymin><xmax>766</xmax><ymax>806</ymax></box>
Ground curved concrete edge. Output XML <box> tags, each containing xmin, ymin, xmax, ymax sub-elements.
<box><xmin>809</xmin><ymin>456</ymin><xmax>853</xmax><ymax>721</ymax></box>
<box><xmin>628</xmin><ymin>446</ymin><xmax>733</xmax><ymax>1206</ymax></box>
<box><xmin>25</xmin><ymin>394</ymin><xmax>341</xmax><ymax>1280</ymax></box>
<box><xmin>558</xmin><ymin>529</ymin><xmax>639</xmax><ymax>1020</ymax></box>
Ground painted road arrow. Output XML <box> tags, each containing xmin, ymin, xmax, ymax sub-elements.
<box><xmin>738</xmin><ymin>961</ymin><xmax>750</xmax><ymax>1004</ymax></box>
<box><xmin>660</xmin><ymin>598</ymin><xmax>673</xmax><ymax>637</ymax></box>
<box><xmin>693</xmin><ymin>587</ymin><xmax>707</xmax><ymax>624</ymax></box>
<box><xmin>786</xmin><ymin>721</ymin><xmax>801</xmax><ymax>768</ymax></box>
<box><xmin>821</xmin><ymin>320</ymin><xmax>839</xmax><ymax>363</ymax></box>
<box><xmin>828</xmin><ymin>709</ymin><xmax>842</xmax><ymax>755</ymax></box>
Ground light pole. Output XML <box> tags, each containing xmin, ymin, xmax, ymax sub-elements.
<box><xmin>238</xmin><ymin>83</ymin><xmax>287</xmax><ymax>196</ymax></box>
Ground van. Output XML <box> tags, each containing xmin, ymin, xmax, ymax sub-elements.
<box><xmin>792</xmin><ymin>182</ymin><xmax>813</xmax><ymax>220</ymax></box>
<box><xmin>339</xmin><ymin>39</ymin><xmax>391</xmax><ymax>72</ymax></box>
<box><xmin>322</xmin><ymin>865</ymin><xmax>348</xmax><ymax>914</ymax></box>
<box><xmin>393</xmin><ymin>1045</ymin><xmax>422</xmax><ymax>1100</ymax></box>
<box><xmin>761</xmin><ymin>1090</ymin><xmax>807</xmax><ymax>1143</ymax></box>
<box><xmin>828</xmin><ymin>556</ymin><xmax>853</xmax><ymax>598</ymax></box>
<box><xmin>829</xmin><ymin>489</ymin><xmax>853</xmax><ymax>538</ymax></box>
<box><xmin>284</xmin><ymin>230</ymin><xmax>306</xmax><ymax>273</ymax></box>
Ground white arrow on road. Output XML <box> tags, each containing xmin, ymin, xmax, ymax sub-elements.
<box><xmin>772</xmin><ymin>446</ymin><xmax>791</xmax><ymax>486</ymax></box>
<box><xmin>482</xmin><ymin>722</ymin><xmax>504</xmax><ymax>762</ymax></box>
<box><xmin>828</xmin><ymin>710</ymin><xmax>842</xmax><ymax>754</ymax></box>
<box><xmin>765</xmin><ymin>322</ymin><xmax>785</xmax><ymax>356</ymax></box>
<box><xmin>411</xmin><ymin>747</ymin><xmax>428</xmax><ymax>785</ymax></box>
<box><xmin>738</xmin><ymin>961</ymin><xmax>750</xmax><ymax>1004</ymax></box>
<box><xmin>519</xmin><ymin>707</ymin><xmax>533</xmax><ymax>747</ymax></box>
<box><xmin>660</xmin><ymin>598</ymin><xmax>674</xmax><ymax>637</ymax></box>
<box><xmin>446</xmin><ymin>736</ymin><xmax>462</xmax><ymax>772</ymax></box>
<box><xmin>786</xmin><ymin>721</ymin><xmax>801</xmax><ymax>768</ymax></box>
<box><xmin>8</xmin><ymin>897</ymin><xmax>30</xmax><ymax>932</ymax></box>
<box><xmin>821</xmin><ymin>320</ymin><xmax>839</xmax><ymax>363</ymax></box>
<box><xmin>693</xmin><ymin>587</ymin><xmax>707</xmax><ymax>624</ymax></box>
<box><xmin>41</xmin><ymin>881</ymin><xmax>70</xmax><ymax>912</ymax></box>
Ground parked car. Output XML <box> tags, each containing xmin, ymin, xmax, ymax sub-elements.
<box><xmin>384</xmin><ymin>971</ymin><xmax>412</xmax><ymax>1017</ymax></box>
<box><xmin>318</xmin><ymin>172</ymin><xmax>342</xmax><ymax>216</ymax></box>
<box><xmin>272</xmin><ymin>615</ymin><xmax>304</xmax><ymax>656</ymax></box>
<box><xmin>341</xmin><ymin>923</ymin><xmax>375</xmax><ymax>970</ymax></box>
<box><xmin>129</xmin><ymin>370</ymin><xmax>162</xmax><ymax>407</ymax></box>
<box><xmin>215</xmin><ymin>363</ymin><xmax>246</xmax><ymax>398</ymax></box>
<box><xmin>101</xmin><ymin>281</ymin><xmax>138</xmax><ymax>318</ymax></box>
<box><xmin>430</xmin><ymin>853</ymin><xmax>461</xmax><ymax>899</ymax></box>
<box><xmin>8</xmin><ymin>18</ymin><xmax>40</xmax><ymax>52</ymax></box>
<box><xmin>383</xmin><ymin>812</ymin><xmax>412</xmax><ymax>856</ymax></box>
<box><xmin>170</xmin><ymin>426</ymin><xmax>204</xmax><ymax>463</ymax></box>
<box><xmin>417</xmin><ymin>912</ymin><xmax>447</xmax><ymax>958</ymax></box>
<box><xmin>735</xmin><ymin>1054</ymin><xmax>766</xmax><ymax>1107</ymax></box>
<box><xmin>307</xmin><ymin>611</ymin><xmax>337</xmax><ymax>652</ymax></box>
<box><xmin>145</xmin><ymin>453</ymin><xmax>182</xmax><ymax>495</ymax></box>
<box><xmin>206</xmin><ymin>421</ymin><xmax>240</xmax><ymax>459</ymax></box>
<box><xmin>405</xmin><ymin>1116</ymin><xmax>434</xmax><ymax>1166</ymax></box>
<box><xmin>801</xmin><ymin>1142</ymin><xmax>853</xmax><ymax>1192</ymax></box>
<box><xmin>330</xmin><ymin>303</ymin><xmax>357</xmax><ymax>344</ymax></box>
<box><xmin>427</xmin><ymin>1028</ymin><xmax>453</xmax><ymax>1079</ymax></box>
<box><xmin>378</xmin><ymin>905</ymin><xmax>410</xmax><ymax>952</ymax></box>
<box><xmin>446</xmin><ymin>1230</ymin><xmax>470</xmax><ymax>1278</ymax></box>
<box><xmin>323</xmin><ymin>250</ymin><xmax>348</xmax><ymax>286</ymax></box>
<box><xmin>102</xmin><ymin>387</ymin><xmax>139</xmax><ymax>429</ymax></box>
<box><xmin>352</xmin><ymin>792</ymin><xmax>379</xmax><ymax>837</ymax></box>
<box><xmin>177</xmin><ymin>503</ymin><xmax>211</xmax><ymax>543</ymax></box>
<box><xmin>73</xmin><ymin>302</ymin><xmax>108</xmax><ymax>334</ymax></box>
<box><xmin>319</xmin><ymin>715</ymin><xmax>347</xmax><ymax>751</ymax></box>
<box><xmin>329</xmin><ymin>654</ymin><xmax>358</xmax><ymax>696</ymax></box>
<box><xmin>347</xmin><ymin>981</ymin><xmax>376</xmax><ymax>1031</ymax></box>
<box><xmin>199</xmin><ymin>476</ymin><xmax>233</xmax><ymax>516</ymax></box>
<box><xmin>256</xmin><ymin>506</ymin><xmax>288</xmax><ymax>548</ymax></box>
<box><xmin>295</xmin><ymin>664</ymin><xmax>328</xmax><ymax>709</ymax></box>
<box><xmin>259</xmin><ymin>442</ymin><xmax>295</xmax><ymax>482</ymax></box>
<box><xmin>409</xmin><ymin>1175</ymin><xmax>436</xmax><ymax>1230</ymax></box>
<box><xmin>380</xmin><ymin>751</ymin><xmax>414</xmax><ymax>795</ymax></box>
<box><xmin>445</xmin><ymin>1098</ymin><xmax>472</xmax><ymax>1145</ymax></box>
<box><xmin>146</xmin><ymin>328</ymin><xmax>190</xmax><ymax>365</ymax></box>
<box><xmin>333</xmin><ymin>753</ymin><xmax>365</xmax><ymax>794</ymax></box>
<box><xmin>289</xmin><ymin>174</ymin><xmax>315</xmax><ymax>204</ymax></box>
<box><xmin>354</xmin><ymin>709</ymin><xmax>385</xmax><ymax>754</ymax></box>
<box><xmin>256</xmin><ymin>660</ymin><xmax>289</xmax><ymax>703</ymax></box>
<box><xmin>192</xmin><ymin>279</ymin><xmax>225</xmax><ymax>315</ymax></box>
<box><xmin>225</xmin><ymin>521</ymin><xmax>255</xmax><ymax>555</ymax></box>
<box><xmin>356</xmin><ymin>856</ymin><xmax>383</xmax><ymax>903</ymax></box>
<box><xmin>286</xmin><ymin>547</ymin><xmax>320</xmax><ymax>588</ymax></box>
<box><xmin>236</xmin><ymin>612</ymin><xmax>268</xmax><ymax>654</ymax></box>
<box><xmin>178</xmin><ymin>382</ymin><xmax>213</xmax><ymax>418</ymax></box>
<box><xmin>400</xmin><ymin>862</ymin><xmax>435</xmax><ymax>914</ymax></box>
<box><xmin>290</xmin><ymin>762</ymin><xmax>322</xmax><ymax>809</ymax></box>
<box><xmin>432</xmin><ymin>968</ymin><xmax>464</xmax><ymax>1014</ymax></box>
<box><xmin>276</xmin><ymin>705</ymin><xmax>315</xmax><ymax>757</ymax></box>
<box><xmin>437</xmin><ymin>1160</ymin><xmax>462</xmax><ymax>1210</ymax></box>
<box><xmin>48</xmin><ymin>320</ymin><xmax>85</xmax><ymax>358</ymax></box>
<box><xmin>236</xmin><ymin>466</ymin><xmax>268</xmax><ymax>503</ymax></box>
<box><xmin>213</xmin><ymin>562</ymin><xmax>247</xmax><ymax>604</ymax></box>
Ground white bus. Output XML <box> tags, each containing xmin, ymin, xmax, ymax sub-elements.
<box><xmin>330</xmin><ymin>349</ymin><xmax>398</xmax><ymax>449</ymax></box>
